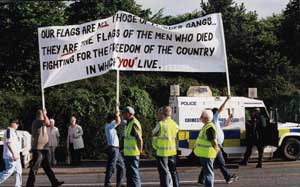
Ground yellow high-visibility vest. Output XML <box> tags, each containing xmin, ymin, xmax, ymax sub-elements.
<box><xmin>152</xmin><ymin>136</ymin><xmax>158</xmax><ymax>150</ymax></box>
<box><xmin>156</xmin><ymin>117</ymin><xmax>178</xmax><ymax>157</ymax></box>
<box><xmin>124</xmin><ymin>117</ymin><xmax>142</xmax><ymax>156</ymax></box>
<box><xmin>193</xmin><ymin>122</ymin><xmax>217</xmax><ymax>159</ymax></box>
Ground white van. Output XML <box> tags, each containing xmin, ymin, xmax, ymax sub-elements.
<box><xmin>169</xmin><ymin>86</ymin><xmax>300</xmax><ymax>161</ymax></box>
<box><xmin>0</xmin><ymin>129</ymin><xmax>31</xmax><ymax>168</ymax></box>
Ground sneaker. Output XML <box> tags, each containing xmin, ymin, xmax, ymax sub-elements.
<box><xmin>226</xmin><ymin>178</ymin><xmax>234</xmax><ymax>184</ymax></box>
<box><xmin>232</xmin><ymin>174</ymin><xmax>238</xmax><ymax>181</ymax></box>
<box><xmin>52</xmin><ymin>181</ymin><xmax>64</xmax><ymax>187</ymax></box>
<box><xmin>226</xmin><ymin>174</ymin><xmax>238</xmax><ymax>184</ymax></box>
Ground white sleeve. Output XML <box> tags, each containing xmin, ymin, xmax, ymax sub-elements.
<box><xmin>152</xmin><ymin>123</ymin><xmax>160</xmax><ymax>136</ymax></box>
<box><xmin>4</xmin><ymin>128</ymin><xmax>12</xmax><ymax>143</ymax></box>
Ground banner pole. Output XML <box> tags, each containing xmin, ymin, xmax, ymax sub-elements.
<box><xmin>219</xmin><ymin>13</ymin><xmax>231</xmax><ymax>96</ymax></box>
<box><xmin>116</xmin><ymin>70</ymin><xmax>120</xmax><ymax>111</ymax></box>
<box><xmin>41</xmin><ymin>88</ymin><xmax>45</xmax><ymax>109</ymax></box>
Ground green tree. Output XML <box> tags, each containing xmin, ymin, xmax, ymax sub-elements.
<box><xmin>279</xmin><ymin>0</ymin><xmax>300</xmax><ymax>66</ymax></box>
<box><xmin>0</xmin><ymin>2</ymin><xmax>67</xmax><ymax>93</ymax></box>
<box><xmin>65</xmin><ymin>0</ymin><xmax>151</xmax><ymax>24</ymax></box>
<box><xmin>279</xmin><ymin>0</ymin><xmax>300</xmax><ymax>87</ymax></box>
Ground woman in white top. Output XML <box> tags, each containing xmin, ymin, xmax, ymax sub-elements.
<box><xmin>67</xmin><ymin>116</ymin><xmax>84</xmax><ymax>166</ymax></box>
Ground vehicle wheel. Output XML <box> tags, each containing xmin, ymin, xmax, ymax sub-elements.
<box><xmin>282</xmin><ymin>138</ymin><xmax>300</xmax><ymax>160</ymax></box>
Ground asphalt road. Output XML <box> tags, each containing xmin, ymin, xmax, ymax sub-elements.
<box><xmin>2</xmin><ymin>160</ymin><xmax>300</xmax><ymax>186</ymax></box>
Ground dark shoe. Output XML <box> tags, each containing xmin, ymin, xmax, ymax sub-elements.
<box><xmin>197</xmin><ymin>180</ymin><xmax>204</xmax><ymax>186</ymax></box>
<box><xmin>256</xmin><ymin>163</ymin><xmax>262</xmax><ymax>168</ymax></box>
<box><xmin>239</xmin><ymin>160</ymin><xmax>247</xmax><ymax>166</ymax></box>
<box><xmin>116</xmin><ymin>183</ymin><xmax>126</xmax><ymax>187</ymax></box>
<box><xmin>52</xmin><ymin>181</ymin><xmax>64</xmax><ymax>187</ymax></box>
<box><xmin>226</xmin><ymin>174</ymin><xmax>238</xmax><ymax>184</ymax></box>
<box><xmin>104</xmin><ymin>182</ymin><xmax>112</xmax><ymax>187</ymax></box>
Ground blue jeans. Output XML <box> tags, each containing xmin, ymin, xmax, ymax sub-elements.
<box><xmin>0</xmin><ymin>158</ymin><xmax>22</xmax><ymax>187</ymax></box>
<box><xmin>157</xmin><ymin>156</ymin><xmax>180</xmax><ymax>187</ymax></box>
<box><xmin>124</xmin><ymin>156</ymin><xmax>141</xmax><ymax>187</ymax></box>
<box><xmin>214</xmin><ymin>150</ymin><xmax>231</xmax><ymax>181</ymax></box>
<box><xmin>105</xmin><ymin>146</ymin><xmax>125</xmax><ymax>185</ymax></box>
<box><xmin>200</xmin><ymin>158</ymin><xmax>214</xmax><ymax>187</ymax></box>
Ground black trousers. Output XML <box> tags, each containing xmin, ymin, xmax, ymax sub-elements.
<box><xmin>26</xmin><ymin>149</ymin><xmax>59</xmax><ymax>187</ymax></box>
<box><xmin>69</xmin><ymin>143</ymin><xmax>81</xmax><ymax>165</ymax></box>
<box><xmin>243</xmin><ymin>140</ymin><xmax>264</xmax><ymax>164</ymax></box>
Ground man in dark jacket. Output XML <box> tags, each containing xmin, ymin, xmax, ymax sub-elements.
<box><xmin>240</xmin><ymin>108</ymin><xmax>266</xmax><ymax>168</ymax></box>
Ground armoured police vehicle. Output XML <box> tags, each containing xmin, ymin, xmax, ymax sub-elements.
<box><xmin>170</xmin><ymin>86</ymin><xmax>300</xmax><ymax>161</ymax></box>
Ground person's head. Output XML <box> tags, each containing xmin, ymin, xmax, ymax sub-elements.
<box><xmin>36</xmin><ymin>109</ymin><xmax>44</xmax><ymax>120</ymax></box>
<box><xmin>9</xmin><ymin>119</ymin><xmax>19</xmax><ymax>130</ymax></box>
<box><xmin>70</xmin><ymin>116</ymin><xmax>76</xmax><ymax>125</ymax></box>
<box><xmin>156</xmin><ymin>107</ymin><xmax>164</xmax><ymax>121</ymax></box>
<box><xmin>162</xmin><ymin>106</ymin><xmax>172</xmax><ymax>117</ymax></box>
<box><xmin>122</xmin><ymin>106</ymin><xmax>135</xmax><ymax>120</ymax></box>
<box><xmin>212</xmin><ymin>108</ymin><xmax>218</xmax><ymax>114</ymax></box>
<box><xmin>106</xmin><ymin>113</ymin><xmax>116</xmax><ymax>123</ymax></box>
<box><xmin>49</xmin><ymin>118</ymin><xmax>55</xmax><ymax>128</ymax></box>
<box><xmin>200</xmin><ymin>110</ymin><xmax>213</xmax><ymax>124</ymax></box>
<box><xmin>252</xmin><ymin>108</ymin><xmax>261</xmax><ymax>117</ymax></box>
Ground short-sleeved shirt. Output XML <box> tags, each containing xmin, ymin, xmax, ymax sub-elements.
<box><xmin>31</xmin><ymin>120</ymin><xmax>49</xmax><ymax>150</ymax></box>
<box><xmin>3</xmin><ymin>127</ymin><xmax>21</xmax><ymax>159</ymax></box>
<box><xmin>206</xmin><ymin>127</ymin><xmax>216</xmax><ymax>141</ymax></box>
<box><xmin>212</xmin><ymin>112</ymin><xmax>224</xmax><ymax>145</ymax></box>
<box><xmin>105</xmin><ymin>122</ymin><xmax>119</xmax><ymax>147</ymax></box>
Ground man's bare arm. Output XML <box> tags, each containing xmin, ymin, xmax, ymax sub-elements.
<box><xmin>43</xmin><ymin>109</ymin><xmax>50</xmax><ymax>127</ymax></box>
<box><xmin>211</xmin><ymin>139</ymin><xmax>219</xmax><ymax>152</ymax></box>
<box><xmin>219</xmin><ymin>96</ymin><xmax>230</xmax><ymax>113</ymax></box>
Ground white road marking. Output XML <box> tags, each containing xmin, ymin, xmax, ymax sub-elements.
<box><xmin>62</xmin><ymin>180</ymin><xmax>226</xmax><ymax>186</ymax></box>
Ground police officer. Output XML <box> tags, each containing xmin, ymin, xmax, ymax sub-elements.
<box><xmin>240</xmin><ymin>108</ymin><xmax>266</xmax><ymax>168</ymax></box>
<box><xmin>194</xmin><ymin>110</ymin><xmax>218</xmax><ymax>187</ymax></box>
<box><xmin>152</xmin><ymin>106</ymin><xmax>180</xmax><ymax>187</ymax></box>
<box><xmin>0</xmin><ymin>119</ymin><xmax>22</xmax><ymax>187</ymax></box>
<box><xmin>122</xmin><ymin>106</ymin><xmax>143</xmax><ymax>187</ymax></box>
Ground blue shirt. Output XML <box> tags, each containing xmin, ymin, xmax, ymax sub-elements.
<box><xmin>105</xmin><ymin>122</ymin><xmax>119</xmax><ymax>147</ymax></box>
<box><xmin>213</xmin><ymin>112</ymin><xmax>224</xmax><ymax>145</ymax></box>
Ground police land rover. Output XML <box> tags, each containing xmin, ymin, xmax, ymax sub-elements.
<box><xmin>170</xmin><ymin>85</ymin><xmax>300</xmax><ymax>161</ymax></box>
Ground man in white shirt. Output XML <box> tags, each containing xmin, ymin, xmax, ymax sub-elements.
<box><xmin>47</xmin><ymin>118</ymin><xmax>60</xmax><ymax>165</ymax></box>
<box><xmin>0</xmin><ymin>119</ymin><xmax>22</xmax><ymax>187</ymax></box>
<box><xmin>104</xmin><ymin>108</ymin><xmax>125</xmax><ymax>187</ymax></box>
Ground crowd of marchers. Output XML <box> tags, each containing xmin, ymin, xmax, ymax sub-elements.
<box><xmin>0</xmin><ymin>97</ymin><xmax>266</xmax><ymax>187</ymax></box>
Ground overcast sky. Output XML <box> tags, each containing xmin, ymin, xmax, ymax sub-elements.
<box><xmin>135</xmin><ymin>0</ymin><xmax>290</xmax><ymax>19</ymax></box>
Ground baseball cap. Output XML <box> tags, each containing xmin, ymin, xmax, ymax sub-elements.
<box><xmin>122</xmin><ymin>106</ymin><xmax>135</xmax><ymax>115</ymax></box>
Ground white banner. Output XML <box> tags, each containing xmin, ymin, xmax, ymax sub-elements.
<box><xmin>38</xmin><ymin>11</ymin><xmax>226</xmax><ymax>88</ymax></box>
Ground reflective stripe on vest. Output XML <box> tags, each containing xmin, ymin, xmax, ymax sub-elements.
<box><xmin>124</xmin><ymin>118</ymin><xmax>142</xmax><ymax>156</ymax></box>
<box><xmin>156</xmin><ymin>117</ymin><xmax>178</xmax><ymax>157</ymax></box>
<box><xmin>193</xmin><ymin>122</ymin><xmax>217</xmax><ymax>159</ymax></box>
